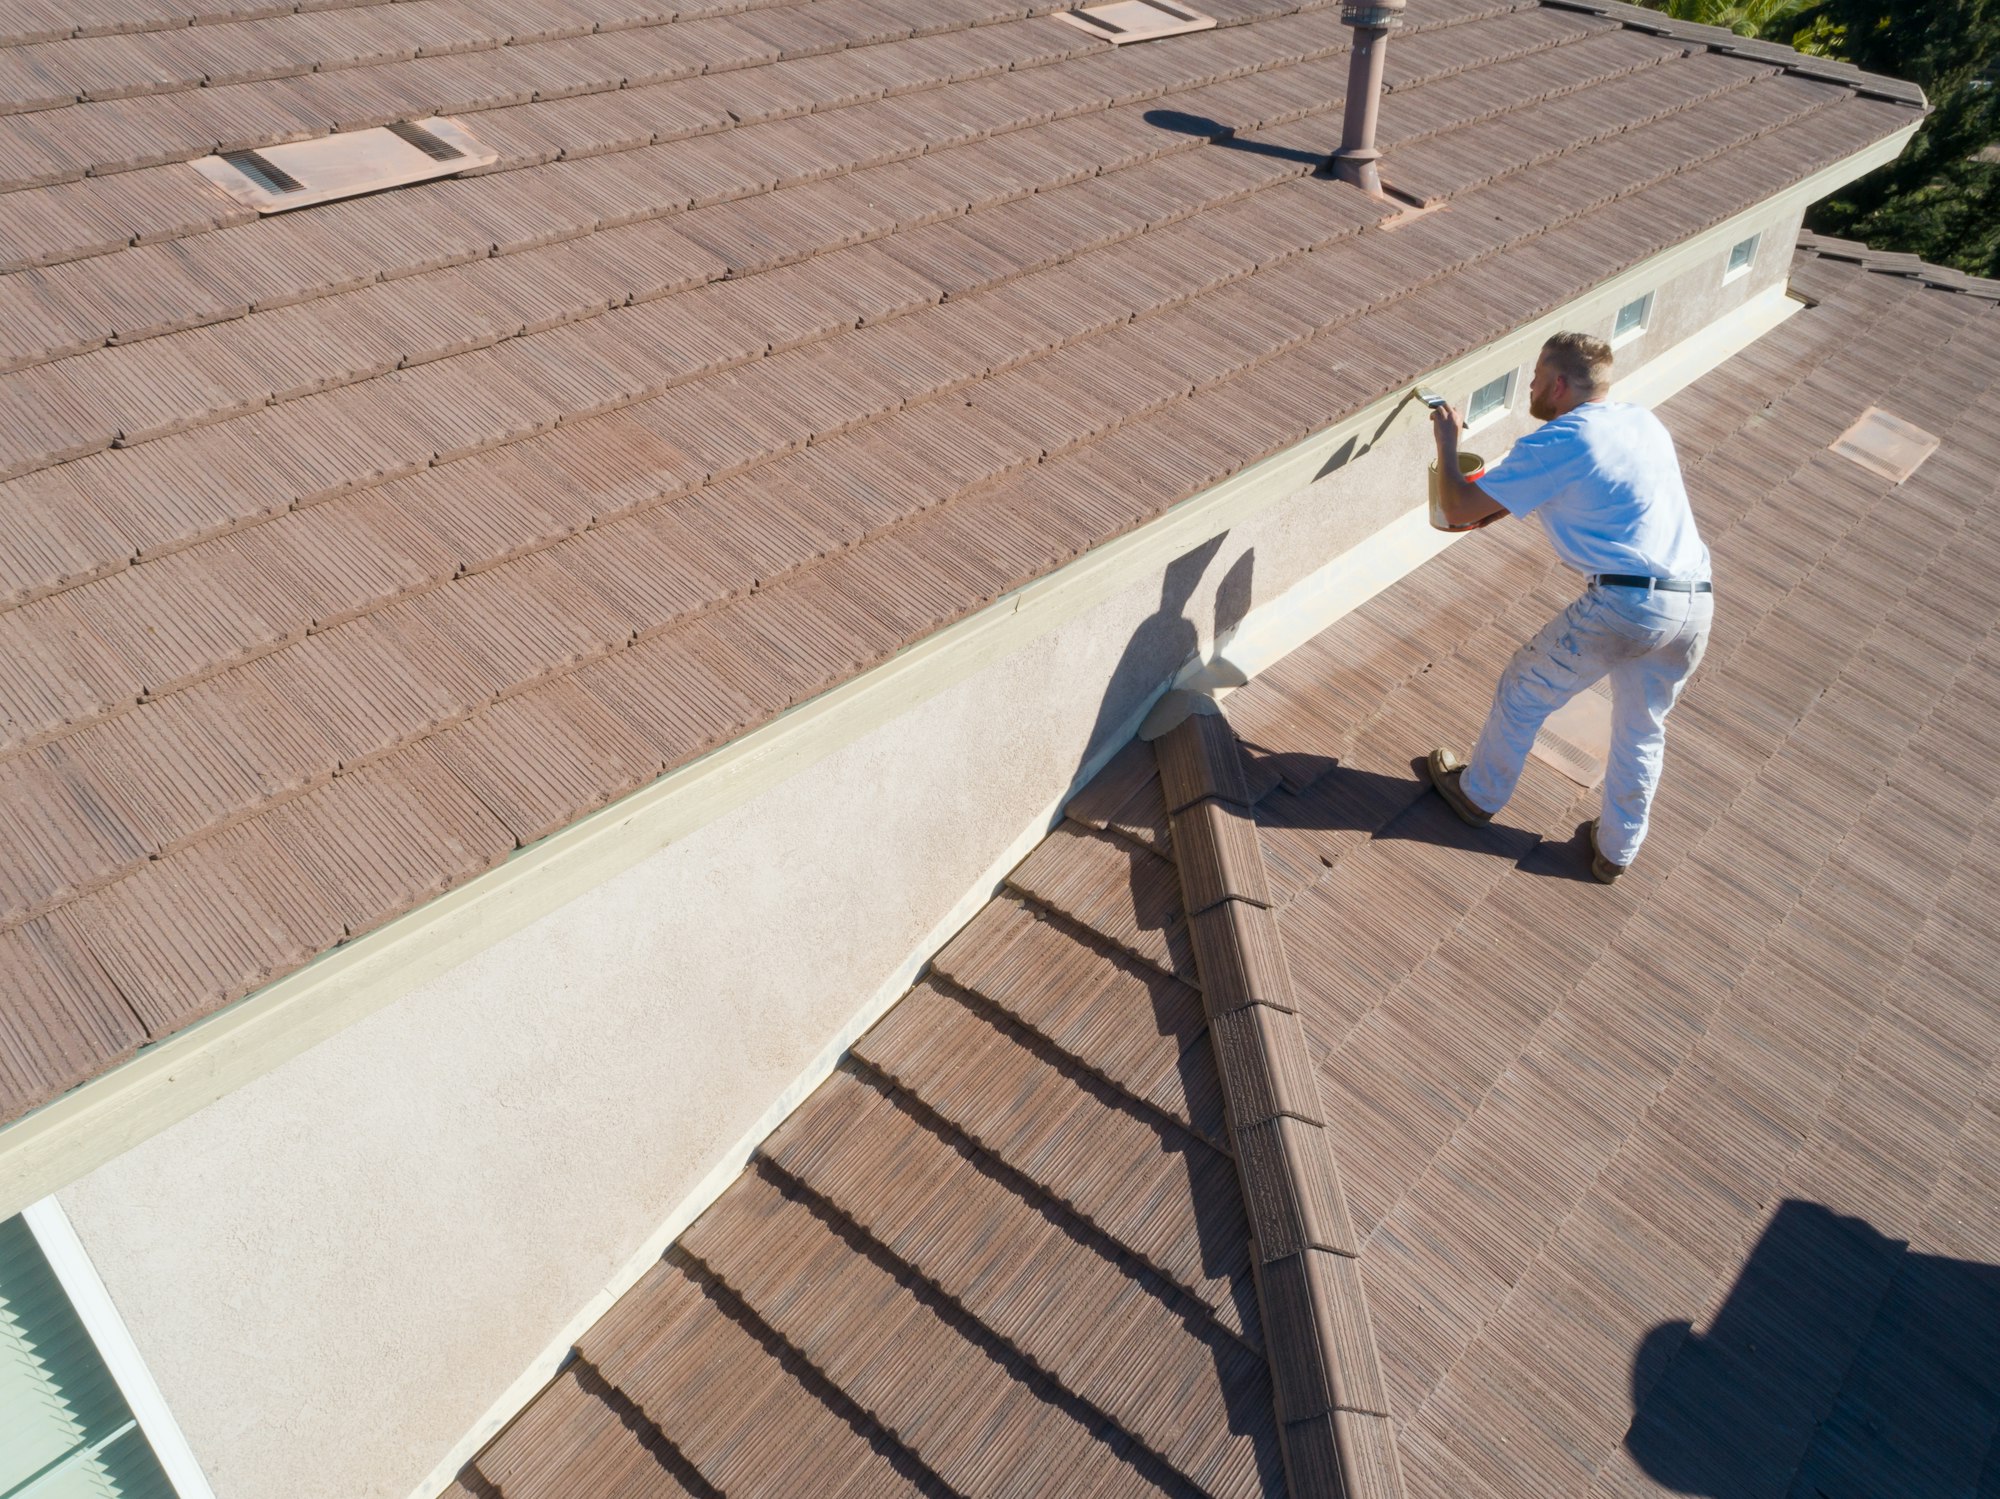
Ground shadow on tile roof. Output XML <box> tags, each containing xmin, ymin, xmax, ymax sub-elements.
<box><xmin>1625</xmin><ymin>1198</ymin><xmax>2000</xmax><ymax>1497</ymax></box>
<box><xmin>1255</xmin><ymin>752</ymin><xmax>1589</xmax><ymax>877</ymax></box>
<box><xmin>1145</xmin><ymin>108</ymin><xmax>1330</xmax><ymax>165</ymax></box>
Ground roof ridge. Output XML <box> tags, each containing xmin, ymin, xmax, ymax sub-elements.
<box><xmin>1534</xmin><ymin>0</ymin><xmax>1927</xmax><ymax>107</ymax></box>
<box><xmin>1797</xmin><ymin>231</ymin><xmax>2000</xmax><ymax>303</ymax></box>
<box><xmin>1154</xmin><ymin>710</ymin><xmax>1405</xmax><ymax>1499</ymax></box>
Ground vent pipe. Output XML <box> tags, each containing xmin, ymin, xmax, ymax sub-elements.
<box><xmin>1330</xmin><ymin>0</ymin><xmax>1406</xmax><ymax>197</ymax></box>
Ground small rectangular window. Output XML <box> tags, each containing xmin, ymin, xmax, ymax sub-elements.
<box><xmin>1466</xmin><ymin>371</ymin><xmax>1515</xmax><ymax>429</ymax></box>
<box><xmin>1613</xmin><ymin>291</ymin><xmax>1654</xmax><ymax>346</ymax></box>
<box><xmin>1725</xmin><ymin>234</ymin><xmax>1760</xmax><ymax>281</ymax></box>
<box><xmin>2</xmin><ymin>1204</ymin><xmax>212</xmax><ymax>1499</ymax></box>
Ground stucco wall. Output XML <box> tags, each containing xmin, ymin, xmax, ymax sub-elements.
<box><xmin>52</xmin><ymin>217</ymin><xmax>1800</xmax><ymax>1499</ymax></box>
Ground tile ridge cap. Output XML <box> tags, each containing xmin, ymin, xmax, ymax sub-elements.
<box><xmin>1797</xmin><ymin>233</ymin><xmax>2000</xmax><ymax>301</ymax></box>
<box><xmin>1532</xmin><ymin>0</ymin><xmax>1928</xmax><ymax>108</ymax></box>
<box><xmin>1153</xmin><ymin>712</ymin><xmax>1405</xmax><ymax>1499</ymax></box>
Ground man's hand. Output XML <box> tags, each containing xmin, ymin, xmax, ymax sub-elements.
<box><xmin>1427</xmin><ymin>399</ymin><xmax>1506</xmax><ymax>531</ymax></box>
<box><xmin>1430</xmin><ymin>399</ymin><xmax>1464</xmax><ymax>458</ymax></box>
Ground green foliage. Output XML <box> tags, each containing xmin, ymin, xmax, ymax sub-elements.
<box><xmin>1642</xmin><ymin>0</ymin><xmax>1815</xmax><ymax>38</ymax></box>
<box><xmin>1634</xmin><ymin>0</ymin><xmax>2000</xmax><ymax>275</ymax></box>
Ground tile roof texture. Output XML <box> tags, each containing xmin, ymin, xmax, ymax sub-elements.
<box><xmin>450</xmin><ymin>242</ymin><xmax>2000</xmax><ymax>1496</ymax></box>
<box><xmin>0</xmin><ymin>0</ymin><xmax>1926</xmax><ymax>1122</ymax></box>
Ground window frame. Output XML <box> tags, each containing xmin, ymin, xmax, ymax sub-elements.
<box><xmin>1724</xmin><ymin>233</ymin><xmax>1761</xmax><ymax>283</ymax></box>
<box><xmin>1464</xmin><ymin>369</ymin><xmax>1518</xmax><ymax>433</ymax></box>
<box><xmin>10</xmin><ymin>1198</ymin><xmax>217</xmax><ymax>1499</ymax></box>
<box><xmin>1612</xmin><ymin>290</ymin><xmax>1655</xmax><ymax>348</ymax></box>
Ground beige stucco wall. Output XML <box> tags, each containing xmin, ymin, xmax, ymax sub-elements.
<box><xmin>51</xmin><ymin>215</ymin><xmax>1800</xmax><ymax>1499</ymax></box>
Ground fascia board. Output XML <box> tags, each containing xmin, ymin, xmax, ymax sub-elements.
<box><xmin>0</xmin><ymin>122</ymin><xmax>1917</xmax><ymax>1222</ymax></box>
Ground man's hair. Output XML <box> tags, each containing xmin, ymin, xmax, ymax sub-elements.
<box><xmin>1541</xmin><ymin>332</ymin><xmax>1613</xmax><ymax>398</ymax></box>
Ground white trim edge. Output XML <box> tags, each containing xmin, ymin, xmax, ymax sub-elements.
<box><xmin>21</xmin><ymin>1196</ymin><xmax>218</xmax><ymax>1499</ymax></box>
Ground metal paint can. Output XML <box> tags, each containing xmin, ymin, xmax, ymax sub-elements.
<box><xmin>1428</xmin><ymin>452</ymin><xmax>1486</xmax><ymax>531</ymax></box>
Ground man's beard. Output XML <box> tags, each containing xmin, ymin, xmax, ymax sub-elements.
<box><xmin>1528</xmin><ymin>391</ymin><xmax>1556</xmax><ymax>420</ymax></box>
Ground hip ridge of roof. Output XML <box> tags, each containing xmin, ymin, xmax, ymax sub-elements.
<box><xmin>1157</xmin><ymin>707</ymin><xmax>1405</xmax><ymax>1499</ymax></box>
<box><xmin>1535</xmin><ymin>0</ymin><xmax>1927</xmax><ymax>107</ymax></box>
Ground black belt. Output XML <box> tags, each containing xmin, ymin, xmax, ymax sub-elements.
<box><xmin>1592</xmin><ymin>575</ymin><xmax>1712</xmax><ymax>593</ymax></box>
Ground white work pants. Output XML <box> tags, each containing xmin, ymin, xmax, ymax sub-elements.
<box><xmin>1461</xmin><ymin>584</ymin><xmax>1712</xmax><ymax>866</ymax></box>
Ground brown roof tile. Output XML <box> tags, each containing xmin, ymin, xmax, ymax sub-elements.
<box><xmin>0</xmin><ymin>0</ymin><xmax>1936</xmax><ymax>1141</ymax></box>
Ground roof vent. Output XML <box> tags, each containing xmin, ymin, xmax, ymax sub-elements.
<box><xmin>193</xmin><ymin>117</ymin><xmax>496</xmax><ymax>213</ymax></box>
<box><xmin>1057</xmin><ymin>0</ymin><xmax>1215</xmax><ymax>44</ymax></box>
<box><xmin>1830</xmin><ymin>407</ymin><xmax>1941</xmax><ymax>485</ymax></box>
<box><xmin>1330</xmin><ymin>0</ymin><xmax>1407</xmax><ymax>198</ymax></box>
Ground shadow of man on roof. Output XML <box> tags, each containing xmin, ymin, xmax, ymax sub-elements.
<box><xmin>1623</xmin><ymin>1198</ymin><xmax>2000</xmax><ymax>1498</ymax></box>
<box><xmin>1076</xmin><ymin>533</ymin><xmax>1238</xmax><ymax>787</ymax></box>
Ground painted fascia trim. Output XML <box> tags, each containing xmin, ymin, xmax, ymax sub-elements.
<box><xmin>0</xmin><ymin>121</ymin><xmax>1915</xmax><ymax>1223</ymax></box>
<box><xmin>21</xmin><ymin>1196</ymin><xmax>219</xmax><ymax>1499</ymax></box>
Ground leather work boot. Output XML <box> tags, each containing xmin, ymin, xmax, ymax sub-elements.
<box><xmin>1586</xmin><ymin>818</ymin><xmax>1628</xmax><ymax>884</ymax></box>
<box><xmin>1425</xmin><ymin>747</ymin><xmax>1493</xmax><ymax>828</ymax></box>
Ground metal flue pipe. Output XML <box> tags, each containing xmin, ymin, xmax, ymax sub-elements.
<box><xmin>1330</xmin><ymin>0</ymin><xmax>1406</xmax><ymax>197</ymax></box>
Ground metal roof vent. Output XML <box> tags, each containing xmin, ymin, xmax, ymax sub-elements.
<box><xmin>193</xmin><ymin>118</ymin><xmax>497</xmax><ymax>213</ymax></box>
<box><xmin>1057</xmin><ymin>0</ymin><xmax>1215</xmax><ymax>44</ymax></box>
<box><xmin>1331</xmin><ymin>0</ymin><xmax>1407</xmax><ymax>198</ymax></box>
<box><xmin>1830</xmin><ymin>406</ymin><xmax>1941</xmax><ymax>484</ymax></box>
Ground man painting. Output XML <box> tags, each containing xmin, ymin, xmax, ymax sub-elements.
<box><xmin>1426</xmin><ymin>332</ymin><xmax>1714</xmax><ymax>883</ymax></box>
